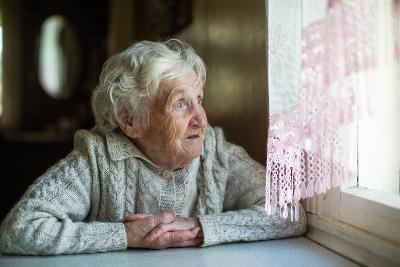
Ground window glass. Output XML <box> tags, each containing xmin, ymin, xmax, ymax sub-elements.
<box><xmin>358</xmin><ymin>1</ymin><xmax>400</xmax><ymax>195</ymax></box>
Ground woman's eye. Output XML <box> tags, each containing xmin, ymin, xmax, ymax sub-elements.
<box><xmin>173</xmin><ymin>101</ymin><xmax>188</xmax><ymax>111</ymax></box>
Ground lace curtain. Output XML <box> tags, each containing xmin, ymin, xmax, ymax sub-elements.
<box><xmin>266</xmin><ymin>0</ymin><xmax>400</xmax><ymax>220</ymax></box>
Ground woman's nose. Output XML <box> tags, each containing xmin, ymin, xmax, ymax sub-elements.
<box><xmin>189</xmin><ymin>106</ymin><xmax>207</xmax><ymax>127</ymax></box>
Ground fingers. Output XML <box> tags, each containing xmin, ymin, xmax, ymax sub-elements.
<box><xmin>123</xmin><ymin>213</ymin><xmax>152</xmax><ymax>223</ymax></box>
<box><xmin>172</xmin><ymin>237</ymin><xmax>203</xmax><ymax>248</ymax></box>
<box><xmin>140</xmin><ymin>211</ymin><xmax>176</xmax><ymax>233</ymax></box>
<box><xmin>151</xmin><ymin>227</ymin><xmax>200</xmax><ymax>249</ymax></box>
<box><xmin>146</xmin><ymin>217</ymin><xmax>199</xmax><ymax>241</ymax></box>
<box><xmin>165</xmin><ymin>227</ymin><xmax>200</xmax><ymax>244</ymax></box>
<box><xmin>145</xmin><ymin>227</ymin><xmax>202</xmax><ymax>249</ymax></box>
<box><xmin>124</xmin><ymin>212</ymin><xmax>177</xmax><ymax>248</ymax></box>
<box><xmin>146</xmin><ymin>223</ymin><xmax>175</xmax><ymax>241</ymax></box>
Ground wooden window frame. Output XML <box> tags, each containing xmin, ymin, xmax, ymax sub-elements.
<box><xmin>305</xmin><ymin>186</ymin><xmax>400</xmax><ymax>266</ymax></box>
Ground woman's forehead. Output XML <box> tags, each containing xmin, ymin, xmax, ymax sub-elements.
<box><xmin>163</xmin><ymin>72</ymin><xmax>203</xmax><ymax>97</ymax></box>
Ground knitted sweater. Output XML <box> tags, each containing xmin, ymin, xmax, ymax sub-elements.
<box><xmin>0</xmin><ymin>126</ymin><xmax>307</xmax><ymax>255</ymax></box>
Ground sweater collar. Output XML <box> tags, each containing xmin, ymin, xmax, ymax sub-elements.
<box><xmin>105</xmin><ymin>129</ymin><xmax>151</xmax><ymax>162</ymax></box>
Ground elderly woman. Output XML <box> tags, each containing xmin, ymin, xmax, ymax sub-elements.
<box><xmin>0</xmin><ymin>39</ymin><xmax>306</xmax><ymax>255</ymax></box>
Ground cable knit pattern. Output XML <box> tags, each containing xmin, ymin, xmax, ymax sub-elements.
<box><xmin>0</xmin><ymin>126</ymin><xmax>307</xmax><ymax>255</ymax></box>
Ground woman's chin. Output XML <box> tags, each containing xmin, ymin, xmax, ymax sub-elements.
<box><xmin>184</xmin><ymin>140</ymin><xmax>203</xmax><ymax>155</ymax></box>
<box><xmin>175</xmin><ymin>146</ymin><xmax>202</xmax><ymax>165</ymax></box>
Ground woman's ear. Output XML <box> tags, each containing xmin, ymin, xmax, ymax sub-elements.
<box><xmin>116</xmin><ymin>108</ymin><xmax>141</xmax><ymax>139</ymax></box>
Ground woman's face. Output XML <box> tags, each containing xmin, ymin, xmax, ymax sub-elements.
<box><xmin>135</xmin><ymin>71</ymin><xmax>208</xmax><ymax>170</ymax></box>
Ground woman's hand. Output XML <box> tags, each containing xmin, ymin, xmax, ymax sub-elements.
<box><xmin>145</xmin><ymin>216</ymin><xmax>203</xmax><ymax>241</ymax></box>
<box><xmin>123</xmin><ymin>211</ymin><xmax>202</xmax><ymax>249</ymax></box>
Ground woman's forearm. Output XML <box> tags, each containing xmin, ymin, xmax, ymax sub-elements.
<box><xmin>0</xmin><ymin>213</ymin><xmax>127</xmax><ymax>255</ymax></box>
<box><xmin>0</xmin><ymin>149</ymin><xmax>128</xmax><ymax>255</ymax></box>
<box><xmin>197</xmin><ymin>204</ymin><xmax>307</xmax><ymax>247</ymax></box>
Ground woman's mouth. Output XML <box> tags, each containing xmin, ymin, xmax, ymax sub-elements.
<box><xmin>187</xmin><ymin>134</ymin><xmax>200</xmax><ymax>139</ymax></box>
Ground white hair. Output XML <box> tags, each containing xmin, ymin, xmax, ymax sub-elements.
<box><xmin>91</xmin><ymin>39</ymin><xmax>207</xmax><ymax>132</ymax></box>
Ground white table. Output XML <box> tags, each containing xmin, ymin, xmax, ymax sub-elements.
<box><xmin>0</xmin><ymin>237</ymin><xmax>359</xmax><ymax>267</ymax></box>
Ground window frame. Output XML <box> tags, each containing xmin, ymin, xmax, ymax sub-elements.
<box><xmin>305</xmin><ymin>185</ymin><xmax>400</xmax><ymax>266</ymax></box>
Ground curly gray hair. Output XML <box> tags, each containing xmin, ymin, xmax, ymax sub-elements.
<box><xmin>91</xmin><ymin>39</ymin><xmax>207</xmax><ymax>132</ymax></box>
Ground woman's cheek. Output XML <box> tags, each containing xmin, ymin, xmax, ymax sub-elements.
<box><xmin>162</xmin><ymin>117</ymin><xmax>181</xmax><ymax>148</ymax></box>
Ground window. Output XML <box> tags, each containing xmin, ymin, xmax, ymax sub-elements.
<box><xmin>302</xmin><ymin>1</ymin><xmax>400</xmax><ymax>266</ymax></box>
<box><xmin>267</xmin><ymin>1</ymin><xmax>399</xmax><ymax>263</ymax></box>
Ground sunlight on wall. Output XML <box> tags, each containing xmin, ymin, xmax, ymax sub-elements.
<box><xmin>38</xmin><ymin>16</ymin><xmax>65</xmax><ymax>98</ymax></box>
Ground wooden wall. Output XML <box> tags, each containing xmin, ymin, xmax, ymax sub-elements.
<box><xmin>0</xmin><ymin>0</ymin><xmax>268</xmax><ymax>220</ymax></box>
<box><xmin>0</xmin><ymin>0</ymin><xmax>23</xmax><ymax>129</ymax></box>
<box><xmin>1</xmin><ymin>0</ymin><xmax>268</xmax><ymax>162</ymax></box>
<box><xmin>177</xmin><ymin>0</ymin><xmax>268</xmax><ymax>164</ymax></box>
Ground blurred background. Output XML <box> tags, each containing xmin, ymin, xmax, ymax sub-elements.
<box><xmin>0</xmin><ymin>0</ymin><xmax>267</xmax><ymax>220</ymax></box>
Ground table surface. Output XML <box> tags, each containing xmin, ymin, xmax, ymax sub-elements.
<box><xmin>0</xmin><ymin>237</ymin><xmax>359</xmax><ymax>267</ymax></box>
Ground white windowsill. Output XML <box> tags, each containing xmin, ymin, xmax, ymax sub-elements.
<box><xmin>306</xmin><ymin>212</ymin><xmax>400</xmax><ymax>267</ymax></box>
<box><xmin>339</xmin><ymin>186</ymin><xmax>400</xmax><ymax>245</ymax></box>
<box><xmin>341</xmin><ymin>186</ymin><xmax>400</xmax><ymax>221</ymax></box>
<box><xmin>305</xmin><ymin>186</ymin><xmax>400</xmax><ymax>266</ymax></box>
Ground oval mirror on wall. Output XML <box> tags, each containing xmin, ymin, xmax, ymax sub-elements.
<box><xmin>38</xmin><ymin>15</ymin><xmax>81</xmax><ymax>100</ymax></box>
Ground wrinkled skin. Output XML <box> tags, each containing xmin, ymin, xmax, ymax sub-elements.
<box><xmin>119</xmin><ymin>71</ymin><xmax>207</xmax><ymax>249</ymax></box>
<box><xmin>123</xmin><ymin>212</ymin><xmax>202</xmax><ymax>249</ymax></box>
<box><xmin>133</xmin><ymin>71</ymin><xmax>208</xmax><ymax>170</ymax></box>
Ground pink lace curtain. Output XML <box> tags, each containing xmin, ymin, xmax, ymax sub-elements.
<box><xmin>266</xmin><ymin>0</ymin><xmax>400</xmax><ymax>220</ymax></box>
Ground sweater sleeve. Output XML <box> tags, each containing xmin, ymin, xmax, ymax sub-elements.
<box><xmin>0</xmin><ymin>144</ymin><xmax>127</xmax><ymax>255</ymax></box>
<box><xmin>197</xmin><ymin>128</ymin><xmax>307</xmax><ymax>247</ymax></box>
